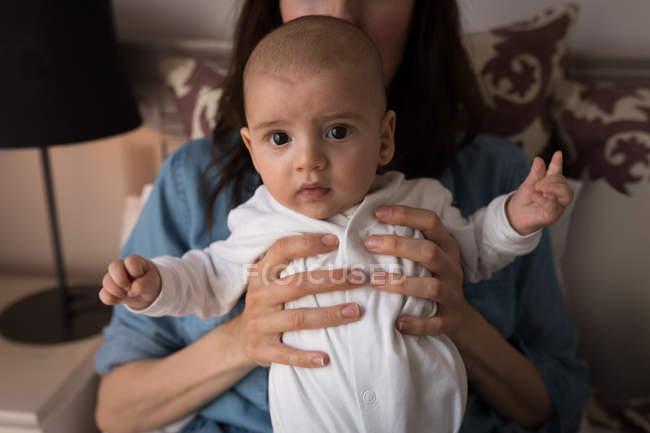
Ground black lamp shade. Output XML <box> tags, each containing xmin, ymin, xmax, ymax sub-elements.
<box><xmin>1</xmin><ymin>0</ymin><xmax>141</xmax><ymax>147</ymax></box>
<box><xmin>0</xmin><ymin>0</ymin><xmax>140</xmax><ymax>343</ymax></box>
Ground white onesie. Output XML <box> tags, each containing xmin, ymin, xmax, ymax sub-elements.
<box><xmin>133</xmin><ymin>171</ymin><xmax>540</xmax><ymax>433</ymax></box>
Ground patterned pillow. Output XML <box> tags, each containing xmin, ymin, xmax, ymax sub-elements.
<box><xmin>462</xmin><ymin>4</ymin><xmax>579</xmax><ymax>158</ymax></box>
<box><xmin>162</xmin><ymin>58</ymin><xmax>228</xmax><ymax>139</ymax></box>
<box><xmin>586</xmin><ymin>392</ymin><xmax>650</xmax><ymax>433</ymax></box>
<box><xmin>552</xmin><ymin>80</ymin><xmax>650</xmax><ymax>197</ymax></box>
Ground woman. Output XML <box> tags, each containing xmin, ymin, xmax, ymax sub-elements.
<box><xmin>95</xmin><ymin>1</ymin><xmax>589</xmax><ymax>432</ymax></box>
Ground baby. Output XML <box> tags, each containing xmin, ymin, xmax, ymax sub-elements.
<box><xmin>100</xmin><ymin>16</ymin><xmax>572</xmax><ymax>433</ymax></box>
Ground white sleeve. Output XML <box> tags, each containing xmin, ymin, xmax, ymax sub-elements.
<box><xmin>440</xmin><ymin>192</ymin><xmax>541</xmax><ymax>283</ymax></box>
<box><xmin>125</xmin><ymin>243</ymin><xmax>248</xmax><ymax>319</ymax></box>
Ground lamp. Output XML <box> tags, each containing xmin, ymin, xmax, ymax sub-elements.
<box><xmin>0</xmin><ymin>0</ymin><xmax>141</xmax><ymax>343</ymax></box>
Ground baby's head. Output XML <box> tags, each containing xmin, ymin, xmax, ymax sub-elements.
<box><xmin>240</xmin><ymin>16</ymin><xmax>396</xmax><ymax>219</ymax></box>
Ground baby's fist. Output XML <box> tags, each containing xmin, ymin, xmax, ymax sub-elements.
<box><xmin>99</xmin><ymin>255</ymin><xmax>162</xmax><ymax>311</ymax></box>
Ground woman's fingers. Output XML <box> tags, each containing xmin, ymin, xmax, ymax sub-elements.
<box><xmin>365</xmin><ymin>234</ymin><xmax>452</xmax><ymax>275</ymax></box>
<box><xmin>254</xmin><ymin>304</ymin><xmax>361</xmax><ymax>335</ymax></box>
<box><xmin>374</xmin><ymin>205</ymin><xmax>457</xmax><ymax>255</ymax></box>
<box><xmin>370</xmin><ymin>272</ymin><xmax>443</xmax><ymax>301</ymax></box>
<box><xmin>241</xmin><ymin>233</ymin><xmax>365</xmax><ymax>369</ymax></box>
<box><xmin>370</xmin><ymin>272</ymin><xmax>474</xmax><ymax>339</ymax></box>
<box><xmin>250</xmin><ymin>341</ymin><xmax>330</xmax><ymax>368</ymax></box>
<box><xmin>254</xmin><ymin>233</ymin><xmax>339</xmax><ymax>282</ymax></box>
<box><xmin>396</xmin><ymin>316</ymin><xmax>444</xmax><ymax>336</ymax></box>
<box><xmin>262</xmin><ymin>268</ymin><xmax>365</xmax><ymax>305</ymax></box>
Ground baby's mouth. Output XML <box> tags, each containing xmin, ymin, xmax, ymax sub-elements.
<box><xmin>298</xmin><ymin>183</ymin><xmax>331</xmax><ymax>199</ymax></box>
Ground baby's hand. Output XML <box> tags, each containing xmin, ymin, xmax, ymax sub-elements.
<box><xmin>99</xmin><ymin>255</ymin><xmax>162</xmax><ymax>311</ymax></box>
<box><xmin>507</xmin><ymin>151</ymin><xmax>574</xmax><ymax>235</ymax></box>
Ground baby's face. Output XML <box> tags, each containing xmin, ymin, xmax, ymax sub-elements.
<box><xmin>241</xmin><ymin>65</ymin><xmax>395</xmax><ymax>219</ymax></box>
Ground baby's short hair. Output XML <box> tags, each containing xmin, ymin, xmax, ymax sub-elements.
<box><xmin>243</xmin><ymin>15</ymin><xmax>386</xmax><ymax>110</ymax></box>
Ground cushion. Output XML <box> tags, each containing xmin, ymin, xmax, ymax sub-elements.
<box><xmin>161</xmin><ymin>57</ymin><xmax>228</xmax><ymax>139</ymax></box>
<box><xmin>547</xmin><ymin>178</ymin><xmax>582</xmax><ymax>295</ymax></box>
<box><xmin>552</xmin><ymin>80</ymin><xmax>650</xmax><ymax>197</ymax></box>
<box><xmin>586</xmin><ymin>391</ymin><xmax>650</xmax><ymax>432</ymax></box>
<box><xmin>462</xmin><ymin>3</ymin><xmax>579</xmax><ymax>158</ymax></box>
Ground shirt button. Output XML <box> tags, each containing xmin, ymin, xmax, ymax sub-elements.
<box><xmin>361</xmin><ymin>390</ymin><xmax>376</xmax><ymax>405</ymax></box>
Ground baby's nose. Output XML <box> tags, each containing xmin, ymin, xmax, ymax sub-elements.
<box><xmin>295</xmin><ymin>142</ymin><xmax>327</xmax><ymax>171</ymax></box>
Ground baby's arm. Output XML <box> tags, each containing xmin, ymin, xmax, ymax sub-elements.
<box><xmin>443</xmin><ymin>150</ymin><xmax>572</xmax><ymax>282</ymax></box>
<box><xmin>506</xmin><ymin>151</ymin><xmax>574</xmax><ymax>235</ymax></box>
<box><xmin>99</xmin><ymin>255</ymin><xmax>162</xmax><ymax>311</ymax></box>
<box><xmin>99</xmin><ymin>246</ymin><xmax>247</xmax><ymax>318</ymax></box>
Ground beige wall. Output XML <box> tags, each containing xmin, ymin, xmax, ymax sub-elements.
<box><xmin>0</xmin><ymin>127</ymin><xmax>161</xmax><ymax>280</ymax></box>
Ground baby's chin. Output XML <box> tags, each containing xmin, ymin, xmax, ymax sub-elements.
<box><xmin>295</xmin><ymin>202</ymin><xmax>362</xmax><ymax>220</ymax></box>
<box><xmin>281</xmin><ymin>196</ymin><xmax>364</xmax><ymax>220</ymax></box>
<box><xmin>283</xmin><ymin>202</ymin><xmax>344</xmax><ymax>220</ymax></box>
<box><xmin>297</xmin><ymin>206</ymin><xmax>339</xmax><ymax>220</ymax></box>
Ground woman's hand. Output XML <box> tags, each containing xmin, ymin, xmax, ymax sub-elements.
<box><xmin>236</xmin><ymin>233</ymin><xmax>364</xmax><ymax>369</ymax></box>
<box><xmin>364</xmin><ymin>205</ymin><xmax>554</xmax><ymax>428</ymax></box>
<box><xmin>365</xmin><ymin>205</ymin><xmax>475</xmax><ymax>341</ymax></box>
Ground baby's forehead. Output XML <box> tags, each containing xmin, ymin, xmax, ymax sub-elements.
<box><xmin>244</xmin><ymin>61</ymin><xmax>384</xmax><ymax>117</ymax></box>
<box><xmin>245</xmin><ymin>60</ymin><xmax>366</xmax><ymax>88</ymax></box>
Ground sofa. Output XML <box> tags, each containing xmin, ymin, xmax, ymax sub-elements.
<box><xmin>121</xmin><ymin>3</ymin><xmax>650</xmax><ymax>431</ymax></box>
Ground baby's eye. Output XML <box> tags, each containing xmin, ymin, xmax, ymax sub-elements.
<box><xmin>269</xmin><ymin>131</ymin><xmax>291</xmax><ymax>146</ymax></box>
<box><xmin>326</xmin><ymin>126</ymin><xmax>349</xmax><ymax>140</ymax></box>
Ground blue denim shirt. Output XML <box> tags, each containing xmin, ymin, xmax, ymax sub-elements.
<box><xmin>96</xmin><ymin>134</ymin><xmax>588</xmax><ymax>433</ymax></box>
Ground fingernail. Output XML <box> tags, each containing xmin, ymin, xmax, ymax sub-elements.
<box><xmin>321</xmin><ymin>234</ymin><xmax>338</xmax><ymax>247</ymax></box>
<box><xmin>376</xmin><ymin>207</ymin><xmax>391</xmax><ymax>218</ymax></box>
<box><xmin>341</xmin><ymin>304</ymin><xmax>359</xmax><ymax>318</ymax></box>
<box><xmin>397</xmin><ymin>319</ymin><xmax>410</xmax><ymax>331</ymax></box>
<box><xmin>348</xmin><ymin>270</ymin><xmax>366</xmax><ymax>285</ymax></box>
<box><xmin>312</xmin><ymin>356</ymin><xmax>326</xmax><ymax>367</ymax></box>
<box><xmin>365</xmin><ymin>236</ymin><xmax>381</xmax><ymax>249</ymax></box>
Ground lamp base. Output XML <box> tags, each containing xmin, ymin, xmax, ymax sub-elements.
<box><xmin>0</xmin><ymin>287</ymin><xmax>112</xmax><ymax>344</ymax></box>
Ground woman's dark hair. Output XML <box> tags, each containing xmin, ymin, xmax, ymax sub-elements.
<box><xmin>205</xmin><ymin>0</ymin><xmax>484</xmax><ymax>230</ymax></box>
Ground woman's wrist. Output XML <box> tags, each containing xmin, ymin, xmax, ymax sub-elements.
<box><xmin>444</xmin><ymin>300</ymin><xmax>483</xmax><ymax>352</ymax></box>
<box><xmin>448</xmin><ymin>303</ymin><xmax>554</xmax><ymax>427</ymax></box>
<box><xmin>214</xmin><ymin>313</ymin><xmax>259</xmax><ymax>372</ymax></box>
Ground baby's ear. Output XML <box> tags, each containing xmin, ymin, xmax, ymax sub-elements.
<box><xmin>240</xmin><ymin>126</ymin><xmax>258</xmax><ymax>166</ymax></box>
<box><xmin>241</xmin><ymin>126</ymin><xmax>261</xmax><ymax>173</ymax></box>
<box><xmin>378</xmin><ymin>110</ymin><xmax>396</xmax><ymax>167</ymax></box>
<box><xmin>240</xmin><ymin>126</ymin><xmax>252</xmax><ymax>152</ymax></box>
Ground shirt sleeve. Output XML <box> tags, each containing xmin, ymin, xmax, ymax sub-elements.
<box><xmin>492</xmin><ymin>147</ymin><xmax>589</xmax><ymax>432</ymax></box>
<box><xmin>95</xmin><ymin>146</ymin><xmax>196</xmax><ymax>374</ymax></box>
<box><xmin>127</xmin><ymin>249</ymin><xmax>246</xmax><ymax>319</ymax></box>
<box><xmin>451</xmin><ymin>138</ymin><xmax>589</xmax><ymax>433</ymax></box>
<box><xmin>511</xmin><ymin>230</ymin><xmax>590</xmax><ymax>432</ymax></box>
<box><xmin>463</xmin><ymin>231</ymin><xmax>589</xmax><ymax>433</ymax></box>
<box><xmin>439</xmin><ymin>188</ymin><xmax>541</xmax><ymax>283</ymax></box>
<box><xmin>118</xmin><ymin>146</ymin><xmax>193</xmax><ymax>261</ymax></box>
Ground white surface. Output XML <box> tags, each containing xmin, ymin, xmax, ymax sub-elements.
<box><xmin>0</xmin><ymin>274</ymin><xmax>102</xmax><ymax>433</ymax></box>
<box><xmin>458</xmin><ymin>0</ymin><xmax>650</xmax><ymax>56</ymax></box>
